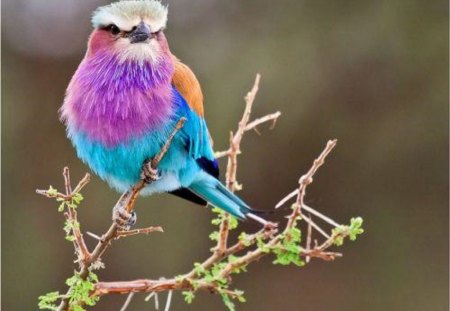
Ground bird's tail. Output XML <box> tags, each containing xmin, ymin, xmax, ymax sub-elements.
<box><xmin>189</xmin><ymin>173</ymin><xmax>255</xmax><ymax>220</ymax></box>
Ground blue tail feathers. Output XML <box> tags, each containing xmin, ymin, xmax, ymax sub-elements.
<box><xmin>189</xmin><ymin>172</ymin><xmax>253</xmax><ymax>219</ymax></box>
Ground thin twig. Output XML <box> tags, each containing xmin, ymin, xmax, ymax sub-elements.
<box><xmin>217</xmin><ymin>74</ymin><xmax>264</xmax><ymax>255</ymax></box>
<box><xmin>275</xmin><ymin>189</ymin><xmax>297</xmax><ymax>209</ymax></box>
<box><xmin>302</xmin><ymin>204</ymin><xmax>340</xmax><ymax>227</ymax></box>
<box><xmin>300</xmin><ymin>248</ymin><xmax>342</xmax><ymax>261</ymax></box>
<box><xmin>306</xmin><ymin>213</ymin><xmax>312</xmax><ymax>263</ymax></box>
<box><xmin>45</xmin><ymin>118</ymin><xmax>186</xmax><ymax>311</ymax></box>
<box><xmin>86</xmin><ymin>231</ymin><xmax>102</xmax><ymax>241</ymax></box>
<box><xmin>62</xmin><ymin>168</ymin><xmax>91</xmax><ymax>264</ymax></box>
<box><xmin>164</xmin><ymin>290</ymin><xmax>173</xmax><ymax>311</ymax></box>
<box><xmin>69</xmin><ymin>208</ymin><xmax>91</xmax><ymax>263</ymax></box>
<box><xmin>119</xmin><ymin>292</ymin><xmax>135</xmax><ymax>311</ymax></box>
<box><xmin>63</xmin><ymin>167</ymin><xmax>72</xmax><ymax>195</ymax></box>
<box><xmin>244</xmin><ymin>111</ymin><xmax>281</xmax><ymax>132</ymax></box>
<box><xmin>301</xmin><ymin>214</ymin><xmax>330</xmax><ymax>239</ymax></box>
<box><xmin>145</xmin><ymin>292</ymin><xmax>160</xmax><ymax>310</ymax></box>
<box><xmin>116</xmin><ymin>226</ymin><xmax>164</xmax><ymax>238</ymax></box>
<box><xmin>296</xmin><ymin>139</ymin><xmax>338</xmax><ymax>210</ymax></box>
<box><xmin>72</xmin><ymin>173</ymin><xmax>91</xmax><ymax>194</ymax></box>
<box><xmin>92</xmin><ymin>139</ymin><xmax>344</xmax><ymax>299</ymax></box>
<box><xmin>275</xmin><ymin>140</ymin><xmax>337</xmax><ymax>211</ymax></box>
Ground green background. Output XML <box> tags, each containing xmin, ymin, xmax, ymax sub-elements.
<box><xmin>2</xmin><ymin>0</ymin><xmax>448</xmax><ymax>310</ymax></box>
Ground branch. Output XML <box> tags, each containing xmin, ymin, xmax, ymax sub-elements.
<box><xmin>275</xmin><ymin>139</ymin><xmax>337</xmax><ymax>211</ymax></box>
<box><xmin>296</xmin><ymin>139</ymin><xmax>337</xmax><ymax>209</ymax></box>
<box><xmin>215</xmin><ymin>73</ymin><xmax>281</xmax><ymax>257</ymax></box>
<box><xmin>37</xmin><ymin>118</ymin><xmax>186</xmax><ymax>311</ymax></box>
<box><xmin>37</xmin><ymin>170</ymin><xmax>92</xmax><ymax>264</ymax></box>
<box><xmin>244</xmin><ymin>111</ymin><xmax>281</xmax><ymax>132</ymax></box>
<box><xmin>38</xmin><ymin>75</ymin><xmax>364</xmax><ymax>311</ymax></box>
<box><xmin>92</xmin><ymin>139</ymin><xmax>360</xmax><ymax>301</ymax></box>
<box><xmin>116</xmin><ymin>226</ymin><xmax>164</xmax><ymax>238</ymax></box>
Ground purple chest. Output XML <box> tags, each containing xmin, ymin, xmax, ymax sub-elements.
<box><xmin>61</xmin><ymin>52</ymin><xmax>175</xmax><ymax>147</ymax></box>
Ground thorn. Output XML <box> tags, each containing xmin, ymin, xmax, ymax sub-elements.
<box><xmin>86</xmin><ymin>231</ymin><xmax>102</xmax><ymax>241</ymax></box>
<box><xmin>120</xmin><ymin>292</ymin><xmax>135</xmax><ymax>311</ymax></box>
<box><xmin>164</xmin><ymin>290</ymin><xmax>173</xmax><ymax>311</ymax></box>
<box><xmin>247</xmin><ymin>213</ymin><xmax>277</xmax><ymax>230</ymax></box>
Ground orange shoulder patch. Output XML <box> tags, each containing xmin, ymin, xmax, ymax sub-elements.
<box><xmin>171</xmin><ymin>55</ymin><xmax>204</xmax><ymax>117</ymax></box>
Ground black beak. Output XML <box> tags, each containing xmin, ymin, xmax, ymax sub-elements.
<box><xmin>130</xmin><ymin>21</ymin><xmax>151</xmax><ymax>43</ymax></box>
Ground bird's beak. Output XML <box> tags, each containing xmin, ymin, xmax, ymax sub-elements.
<box><xmin>130</xmin><ymin>21</ymin><xmax>152</xmax><ymax>44</ymax></box>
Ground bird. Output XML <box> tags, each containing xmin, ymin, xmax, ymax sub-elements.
<box><xmin>60</xmin><ymin>0</ymin><xmax>269</xmax><ymax>228</ymax></box>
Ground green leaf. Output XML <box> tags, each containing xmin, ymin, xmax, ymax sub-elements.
<box><xmin>58</xmin><ymin>202</ymin><xmax>66</xmax><ymax>212</ymax></box>
<box><xmin>193</xmin><ymin>262</ymin><xmax>206</xmax><ymax>276</ymax></box>
<box><xmin>228</xmin><ymin>255</ymin><xmax>247</xmax><ymax>273</ymax></box>
<box><xmin>65</xmin><ymin>235</ymin><xmax>76</xmax><ymax>242</ymax></box>
<box><xmin>221</xmin><ymin>293</ymin><xmax>236</xmax><ymax>311</ymax></box>
<box><xmin>72</xmin><ymin>193</ymin><xmax>84</xmax><ymax>204</ymax></box>
<box><xmin>272</xmin><ymin>228</ymin><xmax>304</xmax><ymax>267</ymax></box>
<box><xmin>174</xmin><ymin>275</ymin><xmax>184</xmax><ymax>283</ymax></box>
<box><xmin>349</xmin><ymin>217</ymin><xmax>364</xmax><ymax>241</ymax></box>
<box><xmin>38</xmin><ymin>291</ymin><xmax>61</xmax><ymax>310</ymax></box>
<box><xmin>287</xmin><ymin>227</ymin><xmax>301</xmax><ymax>243</ymax></box>
<box><xmin>64</xmin><ymin>272</ymin><xmax>99</xmax><ymax>309</ymax></box>
<box><xmin>210</xmin><ymin>208</ymin><xmax>239</xmax><ymax>230</ymax></box>
<box><xmin>87</xmin><ymin>271</ymin><xmax>98</xmax><ymax>283</ymax></box>
<box><xmin>63</xmin><ymin>220</ymin><xmax>71</xmax><ymax>234</ymax></box>
<box><xmin>209</xmin><ymin>231</ymin><xmax>219</xmax><ymax>241</ymax></box>
<box><xmin>228</xmin><ymin>216</ymin><xmax>239</xmax><ymax>230</ymax></box>
<box><xmin>234</xmin><ymin>290</ymin><xmax>246</xmax><ymax>303</ymax></box>
<box><xmin>67</xmin><ymin>202</ymin><xmax>77</xmax><ymax>209</ymax></box>
<box><xmin>238</xmin><ymin>232</ymin><xmax>252</xmax><ymax>246</ymax></box>
<box><xmin>47</xmin><ymin>186</ymin><xmax>58</xmax><ymax>196</ymax></box>
<box><xmin>211</xmin><ymin>217</ymin><xmax>222</xmax><ymax>225</ymax></box>
<box><xmin>256</xmin><ymin>236</ymin><xmax>270</xmax><ymax>253</ymax></box>
<box><xmin>332</xmin><ymin>217</ymin><xmax>364</xmax><ymax>246</ymax></box>
<box><xmin>66</xmin><ymin>274</ymin><xmax>78</xmax><ymax>287</ymax></box>
<box><xmin>72</xmin><ymin>305</ymin><xmax>86</xmax><ymax>311</ymax></box>
<box><xmin>182</xmin><ymin>291</ymin><xmax>195</xmax><ymax>304</ymax></box>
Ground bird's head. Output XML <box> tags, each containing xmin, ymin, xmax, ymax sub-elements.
<box><xmin>88</xmin><ymin>0</ymin><xmax>170</xmax><ymax>64</ymax></box>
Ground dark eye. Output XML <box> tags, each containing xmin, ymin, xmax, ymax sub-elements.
<box><xmin>106</xmin><ymin>24</ymin><xmax>120</xmax><ymax>35</ymax></box>
<box><xmin>152</xmin><ymin>29</ymin><xmax>162</xmax><ymax>37</ymax></box>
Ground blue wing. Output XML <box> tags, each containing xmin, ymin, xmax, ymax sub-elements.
<box><xmin>170</xmin><ymin>88</ymin><xmax>254</xmax><ymax>219</ymax></box>
<box><xmin>168</xmin><ymin>88</ymin><xmax>219</xmax><ymax>205</ymax></box>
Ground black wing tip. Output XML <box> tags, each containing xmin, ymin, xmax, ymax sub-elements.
<box><xmin>246</xmin><ymin>208</ymin><xmax>275</xmax><ymax>215</ymax></box>
<box><xmin>169</xmin><ymin>188</ymin><xmax>208</xmax><ymax>206</ymax></box>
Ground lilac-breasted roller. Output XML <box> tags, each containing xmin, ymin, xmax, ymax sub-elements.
<box><xmin>61</xmin><ymin>0</ymin><xmax>267</xmax><ymax>227</ymax></box>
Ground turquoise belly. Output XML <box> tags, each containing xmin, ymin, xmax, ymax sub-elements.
<box><xmin>68</xmin><ymin>126</ymin><xmax>199</xmax><ymax>193</ymax></box>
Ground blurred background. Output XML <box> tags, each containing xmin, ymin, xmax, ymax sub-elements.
<box><xmin>2</xmin><ymin>0</ymin><xmax>448</xmax><ymax>310</ymax></box>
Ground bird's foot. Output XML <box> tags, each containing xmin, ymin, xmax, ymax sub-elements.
<box><xmin>141</xmin><ymin>159</ymin><xmax>160</xmax><ymax>184</ymax></box>
<box><xmin>113</xmin><ymin>202</ymin><xmax>137</xmax><ymax>230</ymax></box>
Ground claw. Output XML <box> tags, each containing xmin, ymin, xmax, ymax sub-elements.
<box><xmin>141</xmin><ymin>159</ymin><xmax>160</xmax><ymax>183</ymax></box>
<box><xmin>113</xmin><ymin>202</ymin><xmax>137</xmax><ymax>230</ymax></box>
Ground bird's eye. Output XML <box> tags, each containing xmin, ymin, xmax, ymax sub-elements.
<box><xmin>152</xmin><ymin>29</ymin><xmax>163</xmax><ymax>37</ymax></box>
<box><xmin>106</xmin><ymin>24</ymin><xmax>120</xmax><ymax>35</ymax></box>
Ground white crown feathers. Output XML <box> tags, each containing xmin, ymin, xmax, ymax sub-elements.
<box><xmin>92</xmin><ymin>0</ymin><xmax>168</xmax><ymax>32</ymax></box>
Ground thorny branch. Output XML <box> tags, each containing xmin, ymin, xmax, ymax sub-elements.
<box><xmin>37</xmin><ymin>75</ymin><xmax>363</xmax><ymax>311</ymax></box>
<box><xmin>215</xmin><ymin>73</ymin><xmax>281</xmax><ymax>256</ymax></box>
<box><xmin>90</xmin><ymin>138</ymin><xmax>349</xmax><ymax>299</ymax></box>
<box><xmin>37</xmin><ymin>118</ymin><xmax>186</xmax><ymax>311</ymax></box>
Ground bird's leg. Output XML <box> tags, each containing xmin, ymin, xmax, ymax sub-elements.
<box><xmin>112</xmin><ymin>190</ymin><xmax>137</xmax><ymax>230</ymax></box>
<box><xmin>141</xmin><ymin>158</ymin><xmax>160</xmax><ymax>184</ymax></box>
<box><xmin>113</xmin><ymin>158</ymin><xmax>159</xmax><ymax>230</ymax></box>
<box><xmin>113</xmin><ymin>203</ymin><xmax>137</xmax><ymax>230</ymax></box>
